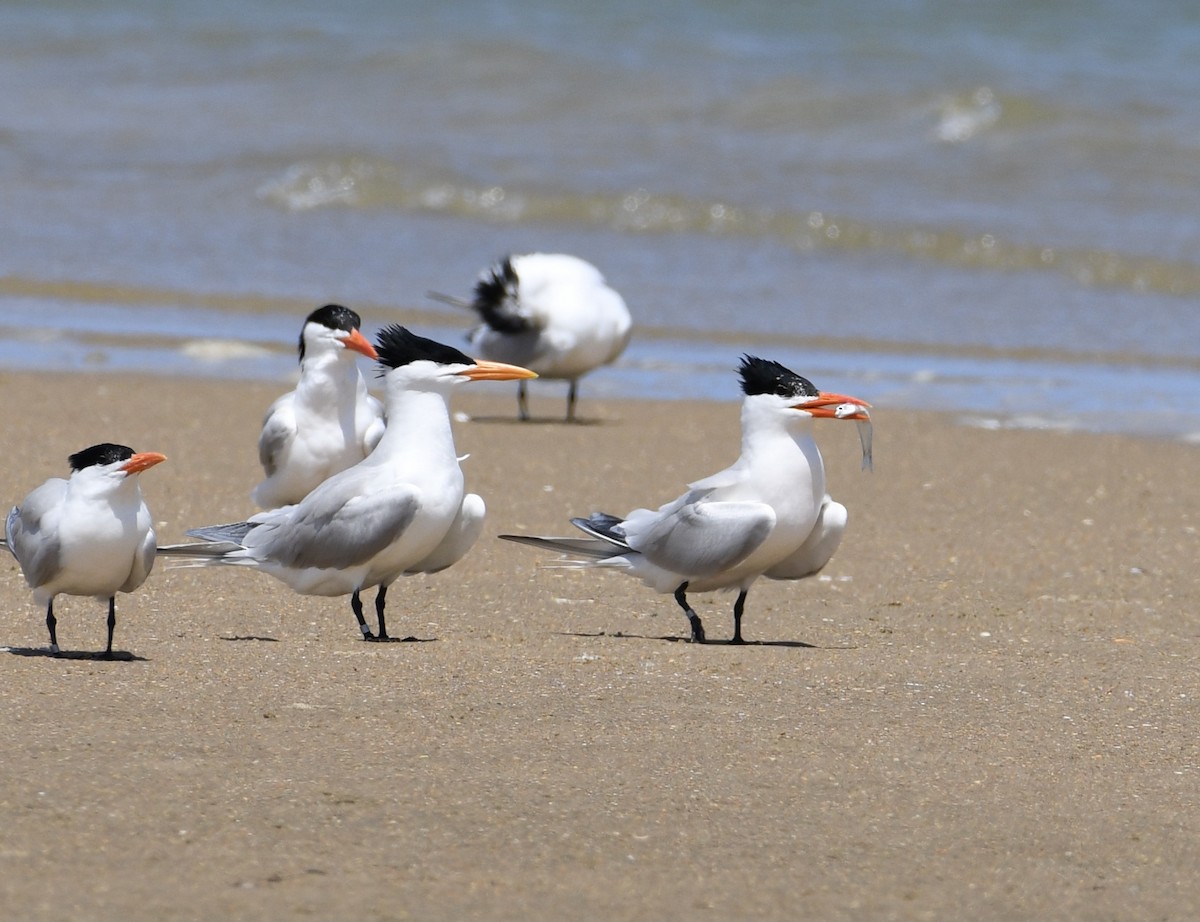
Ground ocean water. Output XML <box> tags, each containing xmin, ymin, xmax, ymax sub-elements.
<box><xmin>2</xmin><ymin>0</ymin><xmax>1200</xmax><ymax>438</ymax></box>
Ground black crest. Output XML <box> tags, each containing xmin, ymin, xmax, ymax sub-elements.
<box><xmin>299</xmin><ymin>304</ymin><xmax>362</xmax><ymax>361</ymax></box>
<box><xmin>374</xmin><ymin>325</ymin><xmax>475</xmax><ymax>372</ymax></box>
<box><xmin>69</xmin><ymin>443</ymin><xmax>135</xmax><ymax>472</ymax></box>
<box><xmin>472</xmin><ymin>256</ymin><xmax>530</xmax><ymax>334</ymax></box>
<box><xmin>737</xmin><ymin>355</ymin><xmax>819</xmax><ymax>399</ymax></box>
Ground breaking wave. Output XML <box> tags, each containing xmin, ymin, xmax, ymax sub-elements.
<box><xmin>257</xmin><ymin>157</ymin><xmax>1200</xmax><ymax>299</ymax></box>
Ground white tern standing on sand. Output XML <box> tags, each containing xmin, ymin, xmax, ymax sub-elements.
<box><xmin>502</xmin><ymin>355</ymin><xmax>872</xmax><ymax>643</ymax></box>
<box><xmin>4</xmin><ymin>443</ymin><xmax>166</xmax><ymax>657</ymax></box>
<box><xmin>159</xmin><ymin>327</ymin><xmax>536</xmax><ymax>641</ymax></box>
<box><xmin>252</xmin><ymin>304</ymin><xmax>385</xmax><ymax>509</ymax></box>
<box><xmin>430</xmin><ymin>252</ymin><xmax>632</xmax><ymax>421</ymax></box>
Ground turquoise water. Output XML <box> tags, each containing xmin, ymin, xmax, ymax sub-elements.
<box><xmin>3</xmin><ymin>0</ymin><xmax>1200</xmax><ymax>437</ymax></box>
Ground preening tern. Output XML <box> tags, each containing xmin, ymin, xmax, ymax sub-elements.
<box><xmin>430</xmin><ymin>253</ymin><xmax>632</xmax><ymax>421</ymax></box>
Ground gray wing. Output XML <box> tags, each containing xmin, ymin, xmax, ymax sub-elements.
<box><xmin>5</xmin><ymin>479</ymin><xmax>68</xmax><ymax>588</ymax></box>
<box><xmin>244</xmin><ymin>475</ymin><xmax>420</xmax><ymax>571</ymax></box>
<box><xmin>184</xmin><ymin>521</ymin><xmax>256</xmax><ymax>545</ymax></box>
<box><xmin>257</xmin><ymin>395</ymin><xmax>296</xmax><ymax>476</ymax></box>
<box><xmin>622</xmin><ymin>493</ymin><xmax>775</xmax><ymax>578</ymax></box>
<box><xmin>121</xmin><ymin>517</ymin><xmax>157</xmax><ymax>592</ymax></box>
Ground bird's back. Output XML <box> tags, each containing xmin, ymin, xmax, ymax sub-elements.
<box><xmin>472</xmin><ymin>253</ymin><xmax>632</xmax><ymax>379</ymax></box>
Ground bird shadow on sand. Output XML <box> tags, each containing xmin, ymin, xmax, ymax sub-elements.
<box><xmin>220</xmin><ymin>635</ymin><xmax>281</xmax><ymax>642</ymax></box>
<box><xmin>559</xmin><ymin>630</ymin><xmax>854</xmax><ymax>649</ymax></box>
<box><xmin>219</xmin><ymin>634</ymin><xmax>437</xmax><ymax>644</ymax></box>
<box><xmin>463</xmin><ymin>415</ymin><xmax>608</xmax><ymax>427</ymax></box>
<box><xmin>3</xmin><ymin>646</ymin><xmax>147</xmax><ymax>661</ymax></box>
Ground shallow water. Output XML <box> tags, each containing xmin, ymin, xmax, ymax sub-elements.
<box><xmin>3</xmin><ymin>0</ymin><xmax>1200</xmax><ymax>438</ymax></box>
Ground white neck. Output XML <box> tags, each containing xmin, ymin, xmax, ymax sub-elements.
<box><xmin>739</xmin><ymin>400</ymin><xmax>826</xmax><ymax>497</ymax></box>
<box><xmin>69</xmin><ymin>469</ymin><xmax>144</xmax><ymax>508</ymax></box>
<box><xmin>370</xmin><ymin>382</ymin><xmax>458</xmax><ymax>468</ymax></box>
<box><xmin>296</xmin><ymin>350</ymin><xmax>363</xmax><ymax>420</ymax></box>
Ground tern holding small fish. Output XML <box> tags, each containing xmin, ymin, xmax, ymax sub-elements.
<box><xmin>502</xmin><ymin>355</ymin><xmax>872</xmax><ymax>643</ymax></box>
<box><xmin>835</xmin><ymin>402</ymin><xmax>874</xmax><ymax>470</ymax></box>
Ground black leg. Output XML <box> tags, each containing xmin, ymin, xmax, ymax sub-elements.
<box><xmin>730</xmin><ymin>589</ymin><xmax>749</xmax><ymax>644</ymax></box>
<box><xmin>351</xmin><ymin>590</ymin><xmax>376</xmax><ymax>641</ymax></box>
<box><xmin>518</xmin><ymin>380</ymin><xmax>530</xmax><ymax>421</ymax></box>
<box><xmin>673</xmin><ymin>582</ymin><xmax>706</xmax><ymax>643</ymax></box>
<box><xmin>374</xmin><ymin>585</ymin><xmax>389</xmax><ymax>640</ymax></box>
<box><xmin>45</xmin><ymin>599</ymin><xmax>59</xmax><ymax>653</ymax></box>
<box><xmin>566</xmin><ymin>380</ymin><xmax>578</xmax><ymax>422</ymax></box>
<box><xmin>102</xmin><ymin>596</ymin><xmax>117</xmax><ymax>658</ymax></box>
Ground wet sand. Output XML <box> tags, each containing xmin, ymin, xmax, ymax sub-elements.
<box><xmin>1</xmin><ymin>369</ymin><xmax>1198</xmax><ymax>921</ymax></box>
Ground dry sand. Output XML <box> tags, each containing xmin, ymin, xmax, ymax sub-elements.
<box><xmin>1</xmin><ymin>369</ymin><xmax>1198</xmax><ymax>921</ymax></box>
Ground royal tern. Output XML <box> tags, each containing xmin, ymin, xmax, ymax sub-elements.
<box><xmin>429</xmin><ymin>252</ymin><xmax>632</xmax><ymax>421</ymax></box>
<box><xmin>159</xmin><ymin>327</ymin><xmax>536</xmax><ymax>641</ymax></box>
<box><xmin>252</xmin><ymin>304</ymin><xmax>385</xmax><ymax>509</ymax></box>
<box><xmin>502</xmin><ymin>356</ymin><xmax>871</xmax><ymax>643</ymax></box>
<box><xmin>3</xmin><ymin>443</ymin><xmax>166</xmax><ymax>657</ymax></box>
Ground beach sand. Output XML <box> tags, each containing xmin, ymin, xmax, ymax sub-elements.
<box><xmin>1</xmin><ymin>368</ymin><xmax>1198</xmax><ymax>921</ymax></box>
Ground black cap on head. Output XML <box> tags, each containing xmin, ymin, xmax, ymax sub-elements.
<box><xmin>69</xmin><ymin>443</ymin><xmax>135</xmax><ymax>472</ymax></box>
<box><xmin>738</xmin><ymin>355</ymin><xmax>820</xmax><ymax>399</ymax></box>
<box><xmin>374</xmin><ymin>325</ymin><xmax>476</xmax><ymax>373</ymax></box>
<box><xmin>299</xmin><ymin>304</ymin><xmax>362</xmax><ymax>361</ymax></box>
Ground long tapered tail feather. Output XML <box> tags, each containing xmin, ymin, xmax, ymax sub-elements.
<box><xmin>568</xmin><ymin>513</ymin><xmax>629</xmax><ymax>548</ymax></box>
<box><xmin>426</xmin><ymin>290</ymin><xmax>474</xmax><ymax>311</ymax></box>
<box><xmin>156</xmin><ymin>541</ymin><xmax>244</xmax><ymax>558</ymax></box>
<box><xmin>501</xmin><ymin>511</ymin><xmax>633</xmax><ymax>567</ymax></box>
<box><xmin>185</xmin><ymin>521</ymin><xmax>256</xmax><ymax>544</ymax></box>
<box><xmin>156</xmin><ymin>521</ymin><xmax>255</xmax><ymax>564</ymax></box>
<box><xmin>498</xmin><ymin>533</ymin><xmax>619</xmax><ymax>561</ymax></box>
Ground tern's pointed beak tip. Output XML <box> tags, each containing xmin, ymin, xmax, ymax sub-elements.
<box><xmin>794</xmin><ymin>391</ymin><xmax>872</xmax><ymax>419</ymax></box>
<box><xmin>460</xmin><ymin>360</ymin><xmax>538</xmax><ymax>382</ymax></box>
<box><xmin>345</xmin><ymin>329</ymin><xmax>379</xmax><ymax>360</ymax></box>
<box><xmin>122</xmin><ymin>452</ymin><xmax>168</xmax><ymax>475</ymax></box>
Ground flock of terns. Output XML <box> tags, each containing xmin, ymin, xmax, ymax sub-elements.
<box><xmin>1</xmin><ymin>252</ymin><xmax>872</xmax><ymax>657</ymax></box>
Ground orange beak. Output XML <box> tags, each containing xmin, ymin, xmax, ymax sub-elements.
<box><xmin>121</xmin><ymin>452</ymin><xmax>167</xmax><ymax>475</ymax></box>
<box><xmin>795</xmin><ymin>392</ymin><xmax>872</xmax><ymax>420</ymax></box>
<box><xmin>457</xmin><ymin>360</ymin><xmax>539</xmax><ymax>382</ymax></box>
<box><xmin>343</xmin><ymin>328</ymin><xmax>379</xmax><ymax>360</ymax></box>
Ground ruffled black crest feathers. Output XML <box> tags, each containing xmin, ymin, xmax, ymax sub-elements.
<box><xmin>299</xmin><ymin>304</ymin><xmax>362</xmax><ymax>360</ymax></box>
<box><xmin>472</xmin><ymin>256</ymin><xmax>530</xmax><ymax>334</ymax></box>
<box><xmin>374</xmin><ymin>325</ymin><xmax>475</xmax><ymax>372</ymax></box>
<box><xmin>738</xmin><ymin>355</ymin><xmax>819</xmax><ymax>399</ymax></box>
<box><xmin>69</xmin><ymin>443</ymin><xmax>135</xmax><ymax>472</ymax></box>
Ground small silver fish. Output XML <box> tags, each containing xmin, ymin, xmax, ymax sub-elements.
<box><xmin>835</xmin><ymin>403</ymin><xmax>873</xmax><ymax>471</ymax></box>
